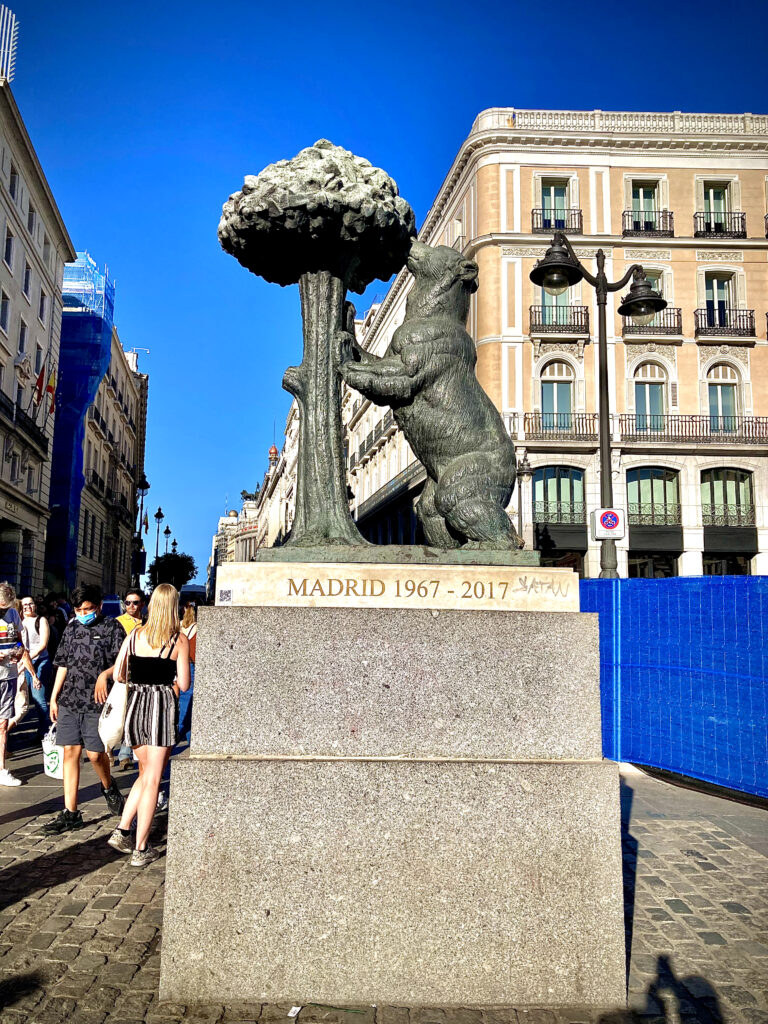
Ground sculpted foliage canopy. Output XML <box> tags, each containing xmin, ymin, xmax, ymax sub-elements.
<box><xmin>218</xmin><ymin>140</ymin><xmax>416</xmax><ymax>293</ymax></box>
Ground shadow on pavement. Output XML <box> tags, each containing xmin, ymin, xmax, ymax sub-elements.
<box><xmin>600</xmin><ymin>954</ymin><xmax>725</xmax><ymax>1024</ymax></box>
<box><xmin>619</xmin><ymin>775</ymin><xmax>638</xmax><ymax>977</ymax></box>
<box><xmin>0</xmin><ymin>833</ymin><xmax>123</xmax><ymax>912</ymax></box>
<box><xmin>0</xmin><ymin>970</ymin><xmax>44</xmax><ymax>1010</ymax></box>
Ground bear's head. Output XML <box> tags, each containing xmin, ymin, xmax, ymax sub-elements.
<box><xmin>404</xmin><ymin>240</ymin><xmax>478</xmax><ymax>324</ymax></box>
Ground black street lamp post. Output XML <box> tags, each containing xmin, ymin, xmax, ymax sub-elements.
<box><xmin>530</xmin><ymin>232</ymin><xmax>666</xmax><ymax>578</ymax></box>
<box><xmin>171</xmin><ymin>538</ymin><xmax>178</xmax><ymax>555</ymax></box>
<box><xmin>164</xmin><ymin>525</ymin><xmax>172</xmax><ymax>554</ymax></box>
<box><xmin>154</xmin><ymin>507</ymin><xmax>164</xmax><ymax>560</ymax></box>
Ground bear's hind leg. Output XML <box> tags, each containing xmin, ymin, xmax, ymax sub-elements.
<box><xmin>435</xmin><ymin>453</ymin><xmax>521</xmax><ymax>549</ymax></box>
<box><xmin>416</xmin><ymin>478</ymin><xmax>461</xmax><ymax>549</ymax></box>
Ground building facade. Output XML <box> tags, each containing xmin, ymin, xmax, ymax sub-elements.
<box><xmin>45</xmin><ymin>253</ymin><xmax>147</xmax><ymax>595</ymax></box>
<box><xmin>206</xmin><ymin>511</ymin><xmax>239</xmax><ymax>602</ymax></box>
<box><xmin>0</xmin><ymin>81</ymin><xmax>75</xmax><ymax>593</ymax></box>
<box><xmin>345</xmin><ymin>107</ymin><xmax>768</xmax><ymax>577</ymax></box>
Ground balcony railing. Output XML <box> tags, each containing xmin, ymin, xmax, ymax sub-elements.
<box><xmin>622</xmin><ymin>209</ymin><xmax>674</xmax><ymax>237</ymax></box>
<box><xmin>619</xmin><ymin>413</ymin><xmax>768</xmax><ymax>444</ymax></box>
<box><xmin>532</xmin><ymin>501</ymin><xmax>586</xmax><ymax>524</ymax></box>
<box><xmin>14</xmin><ymin>404</ymin><xmax>48</xmax><ymax>455</ymax></box>
<box><xmin>383</xmin><ymin>409</ymin><xmax>394</xmax><ymax>430</ymax></box>
<box><xmin>693</xmin><ymin>211</ymin><xmax>746</xmax><ymax>238</ymax></box>
<box><xmin>702</xmin><ymin>504</ymin><xmax>755</xmax><ymax>527</ymax></box>
<box><xmin>765</xmin><ymin>214</ymin><xmax>768</xmax><ymax>238</ymax></box>
<box><xmin>349</xmin><ymin>453</ymin><xmax>356</xmax><ymax>472</ymax></box>
<box><xmin>622</xmin><ymin>307</ymin><xmax>682</xmax><ymax>335</ymax></box>
<box><xmin>627</xmin><ymin>503</ymin><xmax>682</xmax><ymax>526</ymax></box>
<box><xmin>694</xmin><ymin>308</ymin><xmax>755</xmax><ymax>337</ymax></box>
<box><xmin>531</xmin><ymin>208</ymin><xmax>583</xmax><ymax>234</ymax></box>
<box><xmin>523</xmin><ymin>412</ymin><xmax>598</xmax><ymax>440</ymax></box>
<box><xmin>86</xmin><ymin>469</ymin><xmax>105</xmax><ymax>492</ymax></box>
<box><xmin>529</xmin><ymin>305</ymin><xmax>590</xmax><ymax>334</ymax></box>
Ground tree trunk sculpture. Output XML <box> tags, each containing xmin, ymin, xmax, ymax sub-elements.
<box><xmin>218</xmin><ymin>140</ymin><xmax>415</xmax><ymax>547</ymax></box>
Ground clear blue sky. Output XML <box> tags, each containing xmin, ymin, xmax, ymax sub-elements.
<box><xmin>11</xmin><ymin>0</ymin><xmax>767</xmax><ymax>581</ymax></box>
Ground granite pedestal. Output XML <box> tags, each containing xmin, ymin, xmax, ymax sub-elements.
<box><xmin>161</xmin><ymin>599</ymin><xmax>625</xmax><ymax>1008</ymax></box>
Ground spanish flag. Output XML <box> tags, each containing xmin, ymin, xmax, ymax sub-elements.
<box><xmin>45</xmin><ymin>369</ymin><xmax>56</xmax><ymax>414</ymax></box>
<box><xmin>143</xmin><ymin>512</ymin><xmax>149</xmax><ymax>533</ymax></box>
<box><xmin>33</xmin><ymin>364</ymin><xmax>45</xmax><ymax>406</ymax></box>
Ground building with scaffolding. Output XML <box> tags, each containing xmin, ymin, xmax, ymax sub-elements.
<box><xmin>44</xmin><ymin>253</ymin><xmax>147</xmax><ymax>594</ymax></box>
<box><xmin>0</xmin><ymin>78</ymin><xmax>75</xmax><ymax>593</ymax></box>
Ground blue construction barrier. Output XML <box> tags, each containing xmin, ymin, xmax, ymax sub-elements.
<box><xmin>580</xmin><ymin>577</ymin><xmax>768</xmax><ymax>798</ymax></box>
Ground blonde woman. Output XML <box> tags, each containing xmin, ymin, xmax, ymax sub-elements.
<box><xmin>107</xmin><ymin>584</ymin><xmax>190</xmax><ymax>866</ymax></box>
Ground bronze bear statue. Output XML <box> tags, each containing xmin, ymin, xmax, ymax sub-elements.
<box><xmin>340</xmin><ymin>240</ymin><xmax>521</xmax><ymax>549</ymax></box>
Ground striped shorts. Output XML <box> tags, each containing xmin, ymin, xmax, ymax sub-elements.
<box><xmin>124</xmin><ymin>684</ymin><xmax>178</xmax><ymax>748</ymax></box>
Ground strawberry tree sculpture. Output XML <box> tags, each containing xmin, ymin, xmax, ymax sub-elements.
<box><xmin>219</xmin><ymin>140</ymin><xmax>415</xmax><ymax>546</ymax></box>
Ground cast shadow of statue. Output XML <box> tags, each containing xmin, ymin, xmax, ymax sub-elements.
<box><xmin>599</xmin><ymin>955</ymin><xmax>725</xmax><ymax>1024</ymax></box>
<box><xmin>620</xmin><ymin>775</ymin><xmax>638</xmax><ymax>973</ymax></box>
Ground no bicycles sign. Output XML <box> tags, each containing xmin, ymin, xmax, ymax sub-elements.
<box><xmin>590</xmin><ymin>507</ymin><xmax>626</xmax><ymax>541</ymax></box>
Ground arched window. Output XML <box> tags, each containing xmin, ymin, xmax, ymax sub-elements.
<box><xmin>701</xmin><ymin>468</ymin><xmax>754</xmax><ymax>526</ymax></box>
<box><xmin>532</xmin><ymin>466</ymin><xmax>585</xmax><ymax>523</ymax></box>
<box><xmin>634</xmin><ymin>362</ymin><xmax>666</xmax><ymax>431</ymax></box>
<box><xmin>707</xmin><ymin>364</ymin><xmax>739</xmax><ymax>433</ymax></box>
<box><xmin>540</xmin><ymin>361</ymin><xmax>573</xmax><ymax>429</ymax></box>
<box><xmin>626</xmin><ymin>467</ymin><xmax>680</xmax><ymax>525</ymax></box>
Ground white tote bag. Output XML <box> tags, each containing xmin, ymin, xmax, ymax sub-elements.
<box><xmin>98</xmin><ymin>641</ymin><xmax>129</xmax><ymax>749</ymax></box>
<box><xmin>42</xmin><ymin>724</ymin><xmax>64</xmax><ymax>780</ymax></box>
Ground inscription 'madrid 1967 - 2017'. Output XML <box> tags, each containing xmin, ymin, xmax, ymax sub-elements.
<box><xmin>215</xmin><ymin>562</ymin><xmax>579</xmax><ymax>612</ymax></box>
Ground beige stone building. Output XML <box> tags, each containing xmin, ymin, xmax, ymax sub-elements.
<box><xmin>0</xmin><ymin>81</ymin><xmax>74</xmax><ymax>592</ymax></box>
<box><xmin>346</xmin><ymin>107</ymin><xmax>768</xmax><ymax>577</ymax></box>
<box><xmin>77</xmin><ymin>329</ymin><xmax>145</xmax><ymax>593</ymax></box>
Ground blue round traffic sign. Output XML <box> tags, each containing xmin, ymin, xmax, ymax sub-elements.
<box><xmin>600</xmin><ymin>511</ymin><xmax>620</xmax><ymax>530</ymax></box>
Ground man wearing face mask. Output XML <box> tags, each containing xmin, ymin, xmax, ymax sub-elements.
<box><xmin>42</xmin><ymin>584</ymin><xmax>126</xmax><ymax>834</ymax></box>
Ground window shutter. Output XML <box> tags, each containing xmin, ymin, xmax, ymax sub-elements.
<box><xmin>670</xmin><ymin>382</ymin><xmax>678</xmax><ymax>408</ymax></box>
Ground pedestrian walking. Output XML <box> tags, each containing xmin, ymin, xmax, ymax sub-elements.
<box><xmin>21</xmin><ymin>597</ymin><xmax>53</xmax><ymax>740</ymax></box>
<box><xmin>178</xmin><ymin>599</ymin><xmax>197</xmax><ymax>745</ymax></box>
<box><xmin>41</xmin><ymin>584</ymin><xmax>126</xmax><ymax>834</ymax></box>
<box><xmin>114</xmin><ymin>589</ymin><xmax>146</xmax><ymax>770</ymax></box>
<box><xmin>0</xmin><ymin>582</ymin><xmax>40</xmax><ymax>786</ymax></box>
<box><xmin>107</xmin><ymin>583</ymin><xmax>190</xmax><ymax>866</ymax></box>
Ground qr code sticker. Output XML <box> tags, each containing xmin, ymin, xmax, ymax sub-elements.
<box><xmin>218</xmin><ymin>589</ymin><xmax>232</xmax><ymax>605</ymax></box>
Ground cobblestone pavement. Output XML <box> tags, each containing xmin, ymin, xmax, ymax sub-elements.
<box><xmin>0</xmin><ymin>730</ymin><xmax>765</xmax><ymax>1024</ymax></box>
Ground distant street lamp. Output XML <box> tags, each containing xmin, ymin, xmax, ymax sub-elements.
<box><xmin>530</xmin><ymin>232</ymin><xmax>666</xmax><ymax>577</ymax></box>
<box><xmin>164</xmin><ymin>525</ymin><xmax>172</xmax><ymax>554</ymax></box>
<box><xmin>516</xmin><ymin>449</ymin><xmax>532</xmax><ymax>544</ymax></box>
<box><xmin>171</xmin><ymin>538</ymin><xmax>178</xmax><ymax>555</ymax></box>
<box><xmin>154</xmin><ymin>507</ymin><xmax>164</xmax><ymax>559</ymax></box>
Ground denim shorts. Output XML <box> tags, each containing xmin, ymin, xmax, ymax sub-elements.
<box><xmin>55</xmin><ymin>703</ymin><xmax>105</xmax><ymax>752</ymax></box>
<box><xmin>0</xmin><ymin>677</ymin><xmax>16</xmax><ymax>721</ymax></box>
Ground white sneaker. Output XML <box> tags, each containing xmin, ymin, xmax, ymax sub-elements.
<box><xmin>0</xmin><ymin>768</ymin><xmax>21</xmax><ymax>786</ymax></box>
<box><xmin>156</xmin><ymin>790</ymin><xmax>168</xmax><ymax>812</ymax></box>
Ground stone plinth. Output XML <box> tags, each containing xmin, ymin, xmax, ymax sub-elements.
<box><xmin>191</xmin><ymin>607</ymin><xmax>600</xmax><ymax>760</ymax></box>
<box><xmin>162</xmin><ymin>759</ymin><xmax>625</xmax><ymax>1007</ymax></box>
<box><xmin>161</xmin><ymin>578</ymin><xmax>626</xmax><ymax>1008</ymax></box>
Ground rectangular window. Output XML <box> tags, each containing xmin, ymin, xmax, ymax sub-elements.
<box><xmin>38</xmin><ymin>290</ymin><xmax>47</xmax><ymax>325</ymax></box>
<box><xmin>705</xmin><ymin>274</ymin><xmax>733</xmax><ymax>327</ymax></box>
<box><xmin>630</xmin><ymin>181</ymin><xmax>660</xmax><ymax>232</ymax></box>
<box><xmin>27</xmin><ymin>203</ymin><xmax>35</xmax><ymax>235</ymax></box>
<box><xmin>82</xmin><ymin>509</ymin><xmax>89</xmax><ymax>555</ymax></box>
<box><xmin>18</xmin><ymin>319</ymin><xmax>26</xmax><ymax>353</ymax></box>
<box><xmin>22</xmin><ymin>261</ymin><xmax>31</xmax><ymax>297</ymax></box>
<box><xmin>42</xmin><ymin>235</ymin><xmax>50</xmax><ymax>265</ymax></box>
<box><xmin>26</xmin><ymin>466</ymin><xmax>35</xmax><ymax>494</ymax></box>
<box><xmin>10</xmin><ymin>453</ymin><xmax>18</xmax><ymax>482</ymax></box>
<box><xmin>0</xmin><ymin>290</ymin><xmax>9</xmax><ymax>333</ymax></box>
<box><xmin>9</xmin><ymin>165</ymin><xmax>18</xmax><ymax>201</ymax></box>
<box><xmin>541</xmin><ymin>180</ymin><xmax>568</xmax><ymax>230</ymax></box>
<box><xmin>703</xmin><ymin>182</ymin><xmax>728</xmax><ymax>232</ymax></box>
<box><xmin>16</xmin><ymin>383</ymin><xmax>23</xmax><ymax>406</ymax></box>
<box><xmin>34</xmin><ymin>343</ymin><xmax>43</xmax><ymax>374</ymax></box>
<box><xmin>89</xmin><ymin>515</ymin><xmax>95</xmax><ymax>558</ymax></box>
<box><xmin>98</xmin><ymin>521</ymin><xmax>104</xmax><ymax>560</ymax></box>
<box><xmin>4</xmin><ymin>227</ymin><xmax>13</xmax><ymax>270</ymax></box>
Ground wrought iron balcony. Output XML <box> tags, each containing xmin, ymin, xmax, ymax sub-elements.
<box><xmin>627</xmin><ymin>503</ymin><xmax>682</xmax><ymax>526</ymax></box>
<box><xmin>693</xmin><ymin>211</ymin><xmax>746</xmax><ymax>238</ymax></box>
<box><xmin>531</xmin><ymin>208</ymin><xmax>583</xmax><ymax>234</ymax></box>
<box><xmin>383</xmin><ymin>409</ymin><xmax>395</xmax><ymax>430</ymax></box>
<box><xmin>702</xmin><ymin>503</ymin><xmax>755</xmax><ymax>527</ymax></box>
<box><xmin>694</xmin><ymin>308</ymin><xmax>755</xmax><ymax>337</ymax></box>
<box><xmin>14</xmin><ymin>404</ymin><xmax>48</xmax><ymax>455</ymax></box>
<box><xmin>349</xmin><ymin>453</ymin><xmax>356</xmax><ymax>472</ymax></box>
<box><xmin>618</xmin><ymin>413</ymin><xmax>768</xmax><ymax>444</ymax></box>
<box><xmin>529</xmin><ymin>305</ymin><xmax>590</xmax><ymax>334</ymax></box>
<box><xmin>86</xmin><ymin>469</ymin><xmax>105</xmax><ymax>493</ymax></box>
<box><xmin>765</xmin><ymin>213</ymin><xmax>768</xmax><ymax>238</ymax></box>
<box><xmin>532</xmin><ymin>501</ymin><xmax>586</xmax><ymax>524</ymax></box>
<box><xmin>622</xmin><ymin>209</ymin><xmax>674</xmax><ymax>237</ymax></box>
<box><xmin>622</xmin><ymin>307</ymin><xmax>682</xmax><ymax>336</ymax></box>
<box><xmin>523</xmin><ymin>412</ymin><xmax>598</xmax><ymax>441</ymax></box>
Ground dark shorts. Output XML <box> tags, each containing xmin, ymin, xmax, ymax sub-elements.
<box><xmin>55</xmin><ymin>703</ymin><xmax>105</xmax><ymax>752</ymax></box>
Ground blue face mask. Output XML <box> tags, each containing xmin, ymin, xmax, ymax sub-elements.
<box><xmin>75</xmin><ymin>611</ymin><xmax>97</xmax><ymax>625</ymax></box>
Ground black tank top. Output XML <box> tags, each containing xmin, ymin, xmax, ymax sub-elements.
<box><xmin>127</xmin><ymin>630</ymin><xmax>178</xmax><ymax>687</ymax></box>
